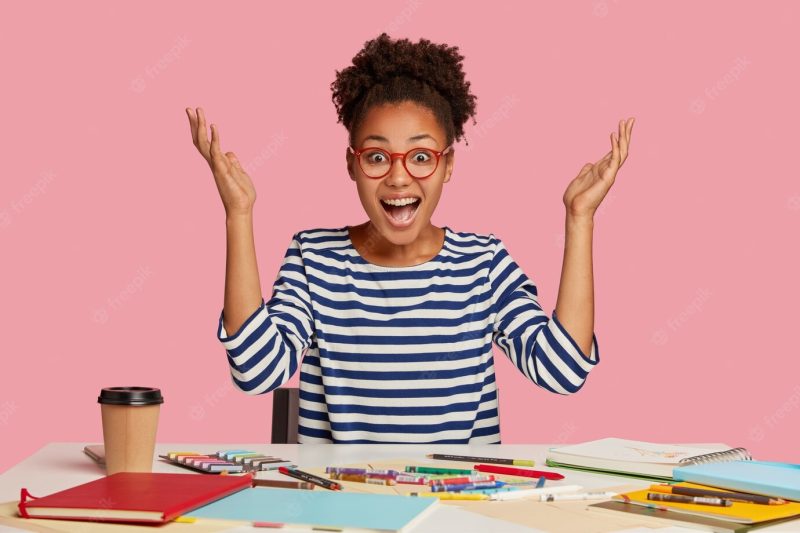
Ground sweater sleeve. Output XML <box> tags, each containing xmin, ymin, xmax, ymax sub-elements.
<box><xmin>489</xmin><ymin>235</ymin><xmax>599</xmax><ymax>395</ymax></box>
<box><xmin>216</xmin><ymin>233</ymin><xmax>315</xmax><ymax>395</ymax></box>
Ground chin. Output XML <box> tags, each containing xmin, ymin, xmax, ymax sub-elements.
<box><xmin>371</xmin><ymin>213</ymin><xmax>425</xmax><ymax>244</ymax></box>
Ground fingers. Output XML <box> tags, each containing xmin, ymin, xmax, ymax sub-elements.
<box><xmin>620</xmin><ymin>117</ymin><xmax>634</xmax><ymax>163</ymax></box>
<box><xmin>617</xmin><ymin>119</ymin><xmax>628</xmax><ymax>163</ymax></box>
<box><xmin>209</xmin><ymin>123</ymin><xmax>228</xmax><ymax>175</ymax></box>
<box><xmin>210</xmin><ymin>123</ymin><xmax>222</xmax><ymax>157</ymax></box>
<box><xmin>226</xmin><ymin>151</ymin><xmax>246</xmax><ymax>173</ymax></box>
<box><xmin>594</xmin><ymin>145</ymin><xmax>616</xmax><ymax>172</ymax></box>
<box><xmin>582</xmin><ymin>116</ymin><xmax>635</xmax><ymax>181</ymax></box>
<box><xmin>186</xmin><ymin>107</ymin><xmax>199</xmax><ymax>147</ymax></box>
<box><xmin>225</xmin><ymin>151</ymin><xmax>245</xmax><ymax>181</ymax></box>
<box><xmin>196</xmin><ymin>108</ymin><xmax>212</xmax><ymax>161</ymax></box>
<box><xmin>608</xmin><ymin>129</ymin><xmax>620</xmax><ymax>176</ymax></box>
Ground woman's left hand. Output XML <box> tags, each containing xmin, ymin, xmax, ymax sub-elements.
<box><xmin>563</xmin><ymin>117</ymin><xmax>635</xmax><ymax>219</ymax></box>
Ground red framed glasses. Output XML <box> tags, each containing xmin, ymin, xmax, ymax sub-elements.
<box><xmin>349</xmin><ymin>145</ymin><xmax>452</xmax><ymax>179</ymax></box>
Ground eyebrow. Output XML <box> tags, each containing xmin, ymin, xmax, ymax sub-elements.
<box><xmin>361</xmin><ymin>134</ymin><xmax>438</xmax><ymax>144</ymax></box>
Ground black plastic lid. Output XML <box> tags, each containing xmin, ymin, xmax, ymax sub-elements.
<box><xmin>98</xmin><ymin>387</ymin><xmax>164</xmax><ymax>406</ymax></box>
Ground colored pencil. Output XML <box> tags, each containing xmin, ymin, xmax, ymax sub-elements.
<box><xmin>427</xmin><ymin>454</ymin><xmax>535</xmax><ymax>467</ymax></box>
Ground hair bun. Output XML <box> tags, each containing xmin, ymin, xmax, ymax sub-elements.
<box><xmin>332</xmin><ymin>33</ymin><xmax>478</xmax><ymax>145</ymax></box>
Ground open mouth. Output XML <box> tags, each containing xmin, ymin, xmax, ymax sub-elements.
<box><xmin>380</xmin><ymin>197</ymin><xmax>421</xmax><ymax>227</ymax></box>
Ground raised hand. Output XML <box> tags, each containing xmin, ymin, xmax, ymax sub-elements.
<box><xmin>562</xmin><ymin>117</ymin><xmax>634</xmax><ymax>219</ymax></box>
<box><xmin>186</xmin><ymin>107</ymin><xmax>256</xmax><ymax>217</ymax></box>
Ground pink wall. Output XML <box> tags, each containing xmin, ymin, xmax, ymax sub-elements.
<box><xmin>2</xmin><ymin>1</ymin><xmax>799</xmax><ymax>473</ymax></box>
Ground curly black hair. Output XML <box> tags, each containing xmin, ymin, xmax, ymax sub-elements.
<box><xmin>330</xmin><ymin>33</ymin><xmax>478</xmax><ymax>148</ymax></box>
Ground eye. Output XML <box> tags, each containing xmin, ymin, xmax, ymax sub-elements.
<box><xmin>409</xmin><ymin>150</ymin><xmax>433</xmax><ymax>163</ymax></box>
<box><xmin>365</xmin><ymin>151</ymin><xmax>387</xmax><ymax>164</ymax></box>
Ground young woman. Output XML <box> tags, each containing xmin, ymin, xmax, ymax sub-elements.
<box><xmin>186</xmin><ymin>33</ymin><xmax>634</xmax><ymax>444</ymax></box>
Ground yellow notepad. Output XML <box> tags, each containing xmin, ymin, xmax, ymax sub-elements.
<box><xmin>613</xmin><ymin>482</ymin><xmax>800</xmax><ymax>524</ymax></box>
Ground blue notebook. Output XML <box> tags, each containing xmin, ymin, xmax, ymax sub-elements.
<box><xmin>185</xmin><ymin>487</ymin><xmax>438</xmax><ymax>532</ymax></box>
<box><xmin>673</xmin><ymin>461</ymin><xmax>800</xmax><ymax>501</ymax></box>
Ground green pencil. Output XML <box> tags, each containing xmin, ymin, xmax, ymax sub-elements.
<box><xmin>405</xmin><ymin>466</ymin><xmax>476</xmax><ymax>475</ymax></box>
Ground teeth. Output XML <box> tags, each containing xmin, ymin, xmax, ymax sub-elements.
<box><xmin>381</xmin><ymin>197</ymin><xmax>419</xmax><ymax>207</ymax></box>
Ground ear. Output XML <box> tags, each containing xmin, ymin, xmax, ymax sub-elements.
<box><xmin>346</xmin><ymin>147</ymin><xmax>356</xmax><ymax>181</ymax></box>
<box><xmin>442</xmin><ymin>148</ymin><xmax>455</xmax><ymax>183</ymax></box>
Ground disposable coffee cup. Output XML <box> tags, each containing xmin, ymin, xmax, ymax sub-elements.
<box><xmin>98</xmin><ymin>387</ymin><xmax>163</xmax><ymax>475</ymax></box>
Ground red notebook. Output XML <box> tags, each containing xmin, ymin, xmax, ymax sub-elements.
<box><xmin>18</xmin><ymin>472</ymin><xmax>253</xmax><ymax>524</ymax></box>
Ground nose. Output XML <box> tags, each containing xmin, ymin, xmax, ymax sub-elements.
<box><xmin>383</xmin><ymin>153</ymin><xmax>414</xmax><ymax>186</ymax></box>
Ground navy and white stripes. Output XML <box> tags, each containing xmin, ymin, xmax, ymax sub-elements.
<box><xmin>217</xmin><ymin>226</ymin><xmax>599</xmax><ymax>443</ymax></box>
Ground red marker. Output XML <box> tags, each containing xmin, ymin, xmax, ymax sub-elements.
<box><xmin>474</xmin><ymin>464</ymin><xmax>564</xmax><ymax>480</ymax></box>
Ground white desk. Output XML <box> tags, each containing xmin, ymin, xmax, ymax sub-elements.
<box><xmin>1</xmin><ymin>443</ymin><xmax>797</xmax><ymax>533</ymax></box>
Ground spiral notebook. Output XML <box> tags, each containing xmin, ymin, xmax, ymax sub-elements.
<box><xmin>545</xmin><ymin>438</ymin><xmax>752</xmax><ymax>480</ymax></box>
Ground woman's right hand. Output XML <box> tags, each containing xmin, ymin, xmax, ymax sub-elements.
<box><xmin>186</xmin><ymin>107</ymin><xmax>256</xmax><ymax>217</ymax></box>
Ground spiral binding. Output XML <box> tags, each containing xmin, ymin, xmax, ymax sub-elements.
<box><xmin>678</xmin><ymin>447</ymin><xmax>752</xmax><ymax>466</ymax></box>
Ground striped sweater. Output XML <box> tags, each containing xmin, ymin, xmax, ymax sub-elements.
<box><xmin>217</xmin><ymin>226</ymin><xmax>599</xmax><ymax>443</ymax></box>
